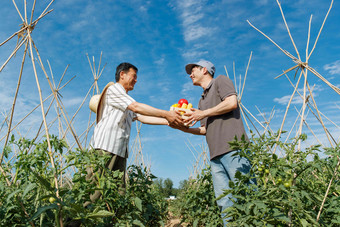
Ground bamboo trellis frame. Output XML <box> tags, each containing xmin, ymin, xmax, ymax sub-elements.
<box><xmin>247</xmin><ymin>0</ymin><xmax>338</xmax><ymax>152</ymax></box>
<box><xmin>0</xmin><ymin>1</ymin><xmax>338</xmax><ymax>225</ymax></box>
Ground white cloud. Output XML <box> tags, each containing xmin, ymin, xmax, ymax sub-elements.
<box><xmin>62</xmin><ymin>97</ymin><xmax>84</xmax><ymax>108</ymax></box>
<box><xmin>273</xmin><ymin>83</ymin><xmax>323</xmax><ymax>105</ymax></box>
<box><xmin>176</xmin><ymin>0</ymin><xmax>198</xmax><ymax>9</ymax></box>
<box><xmin>154</xmin><ymin>57</ymin><xmax>165</xmax><ymax>66</ymax></box>
<box><xmin>184</xmin><ymin>26</ymin><xmax>210</xmax><ymax>42</ymax></box>
<box><xmin>139</xmin><ymin>6</ymin><xmax>147</xmax><ymax>12</ymax></box>
<box><xmin>324</xmin><ymin>60</ymin><xmax>340</xmax><ymax>75</ymax></box>
<box><xmin>182</xmin><ymin>50</ymin><xmax>208</xmax><ymax>59</ymax></box>
<box><xmin>274</xmin><ymin>94</ymin><xmax>303</xmax><ymax>105</ymax></box>
<box><xmin>174</xmin><ymin>0</ymin><xmax>216</xmax><ymax>43</ymax></box>
<box><xmin>181</xmin><ymin>80</ymin><xmax>196</xmax><ymax>97</ymax></box>
<box><xmin>255</xmin><ymin>0</ymin><xmax>268</xmax><ymax>6</ymax></box>
<box><xmin>181</xmin><ymin>11</ymin><xmax>204</xmax><ymax>27</ymax></box>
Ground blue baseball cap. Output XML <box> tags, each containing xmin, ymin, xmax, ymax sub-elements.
<box><xmin>185</xmin><ymin>60</ymin><xmax>215</xmax><ymax>76</ymax></box>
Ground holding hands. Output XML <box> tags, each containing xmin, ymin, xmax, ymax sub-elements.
<box><xmin>168</xmin><ymin>107</ymin><xmax>205</xmax><ymax>128</ymax></box>
<box><xmin>165</xmin><ymin>110</ymin><xmax>184</xmax><ymax>127</ymax></box>
<box><xmin>168</xmin><ymin>98</ymin><xmax>206</xmax><ymax>128</ymax></box>
<box><xmin>183</xmin><ymin>108</ymin><xmax>206</xmax><ymax>127</ymax></box>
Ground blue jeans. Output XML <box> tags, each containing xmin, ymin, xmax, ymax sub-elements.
<box><xmin>210</xmin><ymin>150</ymin><xmax>251</xmax><ymax>226</ymax></box>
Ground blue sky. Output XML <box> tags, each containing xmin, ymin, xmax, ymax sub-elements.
<box><xmin>0</xmin><ymin>0</ymin><xmax>339</xmax><ymax>187</ymax></box>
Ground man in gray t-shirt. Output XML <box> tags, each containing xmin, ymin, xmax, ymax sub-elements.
<box><xmin>173</xmin><ymin>60</ymin><xmax>251</xmax><ymax>226</ymax></box>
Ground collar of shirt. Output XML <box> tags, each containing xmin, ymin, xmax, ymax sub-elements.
<box><xmin>201</xmin><ymin>79</ymin><xmax>214</xmax><ymax>99</ymax></box>
<box><xmin>115</xmin><ymin>82</ymin><xmax>127</xmax><ymax>94</ymax></box>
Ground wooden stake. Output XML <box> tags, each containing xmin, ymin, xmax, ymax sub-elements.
<box><xmin>308</xmin><ymin>0</ymin><xmax>334</xmax><ymax>60</ymax></box>
<box><xmin>1</xmin><ymin>39</ymin><xmax>29</xmax><ymax>165</ymax></box>
<box><xmin>276</xmin><ymin>0</ymin><xmax>301</xmax><ymax>60</ymax></box>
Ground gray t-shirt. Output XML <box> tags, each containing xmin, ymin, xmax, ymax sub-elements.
<box><xmin>198</xmin><ymin>75</ymin><xmax>248</xmax><ymax>160</ymax></box>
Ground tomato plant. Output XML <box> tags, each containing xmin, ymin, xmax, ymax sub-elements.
<box><xmin>223</xmin><ymin>132</ymin><xmax>340</xmax><ymax>226</ymax></box>
<box><xmin>0</xmin><ymin>136</ymin><xmax>168</xmax><ymax>226</ymax></box>
<box><xmin>172</xmin><ymin>167</ymin><xmax>223</xmax><ymax>226</ymax></box>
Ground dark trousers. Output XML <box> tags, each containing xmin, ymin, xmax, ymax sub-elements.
<box><xmin>84</xmin><ymin>149</ymin><xmax>126</xmax><ymax>207</ymax></box>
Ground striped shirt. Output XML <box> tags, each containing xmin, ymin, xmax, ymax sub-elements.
<box><xmin>90</xmin><ymin>83</ymin><xmax>136</xmax><ymax>158</ymax></box>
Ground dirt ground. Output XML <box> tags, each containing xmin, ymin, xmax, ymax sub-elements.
<box><xmin>165</xmin><ymin>212</ymin><xmax>188</xmax><ymax>227</ymax></box>
<box><xmin>166</xmin><ymin>217</ymin><xmax>183</xmax><ymax>227</ymax></box>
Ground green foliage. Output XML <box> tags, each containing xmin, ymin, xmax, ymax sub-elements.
<box><xmin>153</xmin><ymin>177</ymin><xmax>177</xmax><ymax>198</ymax></box>
<box><xmin>173</xmin><ymin>167</ymin><xmax>223</xmax><ymax>227</ymax></box>
<box><xmin>224</xmin><ymin>132</ymin><xmax>340</xmax><ymax>226</ymax></box>
<box><xmin>0</xmin><ymin>136</ymin><xmax>168</xmax><ymax>226</ymax></box>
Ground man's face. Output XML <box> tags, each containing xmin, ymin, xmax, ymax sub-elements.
<box><xmin>121</xmin><ymin>68</ymin><xmax>137</xmax><ymax>92</ymax></box>
<box><xmin>189</xmin><ymin>66</ymin><xmax>204</xmax><ymax>86</ymax></box>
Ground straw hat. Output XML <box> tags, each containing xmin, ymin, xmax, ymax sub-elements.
<box><xmin>89</xmin><ymin>82</ymin><xmax>114</xmax><ymax>123</ymax></box>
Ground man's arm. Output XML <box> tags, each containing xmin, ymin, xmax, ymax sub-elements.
<box><xmin>135</xmin><ymin>114</ymin><xmax>168</xmax><ymax>125</ymax></box>
<box><xmin>128</xmin><ymin>102</ymin><xmax>183</xmax><ymax>126</ymax></box>
<box><xmin>184</xmin><ymin>94</ymin><xmax>237</xmax><ymax>126</ymax></box>
<box><xmin>170</xmin><ymin>124</ymin><xmax>206</xmax><ymax>135</ymax></box>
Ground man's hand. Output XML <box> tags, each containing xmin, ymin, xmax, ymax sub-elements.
<box><xmin>184</xmin><ymin>108</ymin><xmax>207</xmax><ymax>127</ymax></box>
<box><xmin>168</xmin><ymin>121</ymin><xmax>189</xmax><ymax>130</ymax></box>
<box><xmin>165</xmin><ymin>110</ymin><xmax>184</xmax><ymax>127</ymax></box>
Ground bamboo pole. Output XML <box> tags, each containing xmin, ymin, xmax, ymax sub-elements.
<box><xmin>32</xmin><ymin>42</ymin><xmax>82</xmax><ymax>150</ymax></box>
<box><xmin>30</xmin><ymin>0</ymin><xmax>37</xmax><ymax>24</ymax></box>
<box><xmin>308</xmin><ymin>0</ymin><xmax>333</xmax><ymax>60</ymax></box>
<box><xmin>276</xmin><ymin>0</ymin><xmax>301</xmax><ymax>61</ymax></box>
<box><xmin>84</xmin><ymin>87</ymin><xmax>96</xmax><ymax>146</ymax></box>
<box><xmin>306</xmin><ymin>81</ymin><xmax>335</xmax><ymax>146</ymax></box>
<box><xmin>84</xmin><ymin>53</ymin><xmax>107</xmax><ymax>145</ymax></box>
<box><xmin>306</xmin><ymin>15</ymin><xmax>312</xmax><ymax>62</ymax></box>
<box><xmin>224</xmin><ymin>65</ymin><xmax>230</xmax><ymax>78</ymax></box>
<box><xmin>27</xmin><ymin>31</ymin><xmax>59</xmax><ymax>197</ymax></box>
<box><xmin>239</xmin><ymin>103</ymin><xmax>261</xmax><ymax>137</ymax></box>
<box><xmin>239</xmin><ymin>52</ymin><xmax>252</xmax><ymax>101</ymax></box>
<box><xmin>0</xmin><ymin>78</ymin><xmax>71</xmax><ymax>143</ymax></box>
<box><xmin>12</xmin><ymin>0</ymin><xmax>25</xmax><ymax>23</ymax></box>
<box><xmin>294</xmin><ymin>106</ymin><xmax>323</xmax><ymax>145</ymax></box>
<box><xmin>247</xmin><ymin>20</ymin><xmax>294</xmax><ymax>60</ymax></box>
<box><xmin>1</xmin><ymin>40</ymin><xmax>29</xmax><ymax>165</ymax></box>
<box><xmin>24</xmin><ymin>0</ymin><xmax>28</xmax><ymax>24</ymax></box>
<box><xmin>305</xmin><ymin>65</ymin><xmax>340</xmax><ymax>95</ymax></box>
<box><xmin>65</xmin><ymin>83</ymin><xmax>96</xmax><ymax>140</ymax></box>
<box><xmin>0</xmin><ymin>35</ymin><xmax>28</xmax><ymax>72</ymax></box>
<box><xmin>239</xmin><ymin>104</ymin><xmax>251</xmax><ymax>133</ymax></box>
<box><xmin>240</xmin><ymin>103</ymin><xmax>266</xmax><ymax>131</ymax></box>
<box><xmin>283</xmin><ymin>74</ymin><xmax>337</xmax><ymax>145</ymax></box>
<box><xmin>37</xmin><ymin>0</ymin><xmax>55</xmax><ymax>21</ymax></box>
<box><xmin>297</xmin><ymin>69</ymin><xmax>308</xmax><ymax>150</ymax></box>
<box><xmin>233</xmin><ymin>62</ymin><xmax>237</xmax><ymax>94</ymax></box>
<box><xmin>0</xmin><ymin>26</ymin><xmax>27</xmax><ymax>47</ymax></box>
<box><xmin>283</xmin><ymin>104</ymin><xmax>303</xmax><ymax>145</ymax></box>
<box><xmin>273</xmin><ymin>71</ymin><xmax>303</xmax><ymax>153</ymax></box>
<box><xmin>316</xmin><ymin>156</ymin><xmax>340</xmax><ymax>222</ymax></box>
<box><xmin>255</xmin><ymin>106</ymin><xmax>273</xmax><ymax>134</ymax></box>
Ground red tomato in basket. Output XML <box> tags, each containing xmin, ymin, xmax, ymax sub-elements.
<box><xmin>178</xmin><ymin>99</ymin><xmax>188</xmax><ymax>107</ymax></box>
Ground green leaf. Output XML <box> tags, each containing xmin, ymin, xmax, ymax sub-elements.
<box><xmin>23</xmin><ymin>183</ymin><xmax>36</xmax><ymax>198</ymax></box>
<box><xmin>6</xmin><ymin>189</ymin><xmax>21</xmax><ymax>203</ymax></box>
<box><xmin>300</xmin><ymin>219</ymin><xmax>308</xmax><ymax>227</ymax></box>
<box><xmin>134</xmin><ymin>197</ymin><xmax>143</xmax><ymax>211</ymax></box>
<box><xmin>132</xmin><ymin>220</ymin><xmax>145</xmax><ymax>226</ymax></box>
<box><xmin>29</xmin><ymin>204</ymin><xmax>58</xmax><ymax>221</ymax></box>
<box><xmin>87</xmin><ymin>210</ymin><xmax>115</xmax><ymax>218</ymax></box>
<box><xmin>32</xmin><ymin>171</ymin><xmax>53</xmax><ymax>192</ymax></box>
<box><xmin>193</xmin><ymin>219</ymin><xmax>199</xmax><ymax>227</ymax></box>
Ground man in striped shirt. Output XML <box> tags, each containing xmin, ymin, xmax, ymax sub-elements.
<box><xmin>88</xmin><ymin>62</ymin><xmax>183</xmax><ymax>204</ymax></box>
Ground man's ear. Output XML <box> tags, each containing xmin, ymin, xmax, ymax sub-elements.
<box><xmin>119</xmin><ymin>71</ymin><xmax>125</xmax><ymax>81</ymax></box>
<box><xmin>202</xmin><ymin>67</ymin><xmax>208</xmax><ymax>75</ymax></box>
